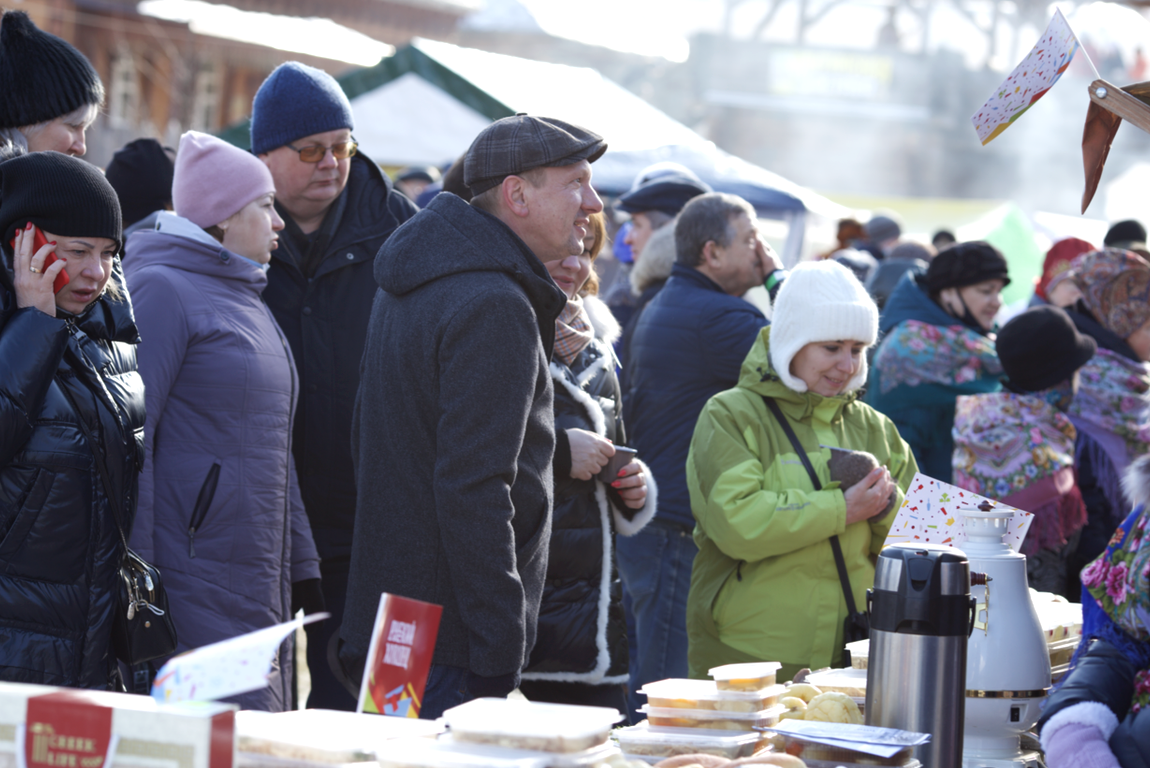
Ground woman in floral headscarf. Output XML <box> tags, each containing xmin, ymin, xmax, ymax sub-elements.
<box><xmin>1037</xmin><ymin>455</ymin><xmax>1150</xmax><ymax>768</ymax></box>
<box><xmin>868</xmin><ymin>241</ymin><xmax>1009</xmax><ymax>482</ymax></box>
<box><xmin>952</xmin><ymin>306</ymin><xmax>1096</xmax><ymax>596</ymax></box>
<box><xmin>1062</xmin><ymin>249</ymin><xmax>1150</xmax><ymax>592</ymax></box>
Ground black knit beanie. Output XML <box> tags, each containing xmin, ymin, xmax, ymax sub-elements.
<box><xmin>0</xmin><ymin>11</ymin><xmax>104</xmax><ymax>130</ymax></box>
<box><xmin>104</xmin><ymin>138</ymin><xmax>174</xmax><ymax>229</ymax></box>
<box><xmin>0</xmin><ymin>152</ymin><xmax>122</xmax><ymax>259</ymax></box>
<box><xmin>997</xmin><ymin>305</ymin><xmax>1096</xmax><ymax>392</ymax></box>
<box><xmin>925</xmin><ymin>240</ymin><xmax>1011</xmax><ymax>293</ymax></box>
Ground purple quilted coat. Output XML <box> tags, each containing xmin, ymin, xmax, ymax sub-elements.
<box><xmin>124</xmin><ymin>214</ymin><xmax>320</xmax><ymax>711</ymax></box>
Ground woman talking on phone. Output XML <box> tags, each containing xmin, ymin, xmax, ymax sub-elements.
<box><xmin>518</xmin><ymin>212</ymin><xmax>655</xmax><ymax>712</ymax></box>
<box><xmin>0</xmin><ymin>152</ymin><xmax>145</xmax><ymax>687</ymax></box>
<box><xmin>125</xmin><ymin>132</ymin><xmax>319</xmax><ymax>711</ymax></box>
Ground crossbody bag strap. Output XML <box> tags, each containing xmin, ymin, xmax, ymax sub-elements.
<box><xmin>57</xmin><ymin>376</ymin><xmax>130</xmax><ymax>552</ymax></box>
<box><xmin>761</xmin><ymin>396</ymin><xmax>861</xmax><ymax>620</ymax></box>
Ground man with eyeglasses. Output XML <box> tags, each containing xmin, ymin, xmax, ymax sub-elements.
<box><xmin>250</xmin><ymin>60</ymin><xmax>417</xmax><ymax>711</ymax></box>
<box><xmin>340</xmin><ymin>115</ymin><xmax>607</xmax><ymax>718</ymax></box>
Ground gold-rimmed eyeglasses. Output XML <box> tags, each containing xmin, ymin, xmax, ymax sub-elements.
<box><xmin>285</xmin><ymin>139</ymin><xmax>358</xmax><ymax>163</ymax></box>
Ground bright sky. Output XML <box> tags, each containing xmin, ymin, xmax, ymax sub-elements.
<box><xmin>136</xmin><ymin>0</ymin><xmax>1150</xmax><ymax>72</ymax></box>
<box><xmin>519</xmin><ymin>0</ymin><xmax>1150</xmax><ymax>70</ymax></box>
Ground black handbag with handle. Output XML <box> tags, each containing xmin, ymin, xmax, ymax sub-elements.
<box><xmin>762</xmin><ymin>396</ymin><xmax>869</xmax><ymax>666</ymax></box>
<box><xmin>58</xmin><ymin>375</ymin><xmax>178</xmax><ymax>665</ymax></box>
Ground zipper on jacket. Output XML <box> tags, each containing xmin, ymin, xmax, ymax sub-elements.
<box><xmin>188</xmin><ymin>463</ymin><xmax>221</xmax><ymax>557</ymax></box>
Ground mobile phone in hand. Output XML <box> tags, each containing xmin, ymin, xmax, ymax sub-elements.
<box><xmin>9</xmin><ymin>223</ymin><xmax>69</xmax><ymax>294</ymax></box>
<box><xmin>598</xmin><ymin>446</ymin><xmax>638</xmax><ymax>483</ymax></box>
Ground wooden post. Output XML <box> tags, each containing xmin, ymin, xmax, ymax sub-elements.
<box><xmin>1088</xmin><ymin>79</ymin><xmax>1150</xmax><ymax>135</ymax></box>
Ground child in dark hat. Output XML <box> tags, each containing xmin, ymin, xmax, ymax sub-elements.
<box><xmin>104</xmin><ymin>138</ymin><xmax>176</xmax><ymax>236</ymax></box>
<box><xmin>867</xmin><ymin>241</ymin><xmax>1011</xmax><ymax>482</ymax></box>
<box><xmin>0</xmin><ymin>11</ymin><xmax>103</xmax><ymax>158</ymax></box>
<box><xmin>952</xmin><ymin>306</ymin><xmax>1096</xmax><ymax>596</ymax></box>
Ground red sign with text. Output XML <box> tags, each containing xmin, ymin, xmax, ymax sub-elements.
<box><xmin>357</xmin><ymin>593</ymin><xmax>442</xmax><ymax>718</ymax></box>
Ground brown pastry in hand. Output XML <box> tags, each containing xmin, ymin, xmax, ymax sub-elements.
<box><xmin>826</xmin><ymin>446</ymin><xmax>896</xmax><ymax>516</ymax></box>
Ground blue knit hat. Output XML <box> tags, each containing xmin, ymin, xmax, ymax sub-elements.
<box><xmin>250</xmin><ymin>62</ymin><xmax>354</xmax><ymax>155</ymax></box>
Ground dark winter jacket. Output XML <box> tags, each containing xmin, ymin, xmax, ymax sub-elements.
<box><xmin>341</xmin><ymin>193</ymin><xmax>567</xmax><ymax>680</ymax></box>
<box><xmin>523</xmin><ymin>297</ymin><xmax>656</xmax><ymax>685</ymax></box>
<box><xmin>124</xmin><ymin>215</ymin><xmax>320</xmax><ymax>711</ymax></box>
<box><xmin>867</xmin><ymin>272</ymin><xmax>1002</xmax><ymax>482</ymax></box>
<box><xmin>1040</xmin><ymin>640</ymin><xmax>1150</xmax><ymax>767</ymax></box>
<box><xmin>264</xmin><ymin>155</ymin><xmax>417</xmax><ymax>565</ymax></box>
<box><xmin>625</xmin><ymin>264</ymin><xmax>767</xmax><ymax>532</ymax></box>
<box><xmin>0</xmin><ymin>260</ymin><xmax>145</xmax><ymax>688</ymax></box>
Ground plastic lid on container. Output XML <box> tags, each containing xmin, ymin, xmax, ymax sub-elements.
<box><xmin>443</xmin><ymin>698</ymin><xmax>621</xmax><ymax>742</ymax></box>
<box><xmin>805</xmin><ymin>668</ymin><xmax>869</xmax><ymax>692</ymax></box>
<box><xmin>640</xmin><ymin>704</ymin><xmax>785</xmax><ymax>722</ymax></box>
<box><xmin>613</xmin><ymin>721</ymin><xmax>762</xmax><ymax>749</ymax></box>
<box><xmin>640</xmin><ymin>679</ymin><xmax>785</xmax><ymax>703</ymax></box>
<box><xmin>708</xmin><ymin>662</ymin><xmax>782</xmax><ymax>680</ymax></box>
<box><xmin>378</xmin><ymin>738</ymin><xmax>546</xmax><ymax>768</ymax></box>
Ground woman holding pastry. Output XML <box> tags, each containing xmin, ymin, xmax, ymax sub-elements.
<box><xmin>685</xmin><ymin>260</ymin><xmax>916</xmax><ymax>684</ymax></box>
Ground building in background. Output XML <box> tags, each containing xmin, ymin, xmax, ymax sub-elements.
<box><xmin>8</xmin><ymin>0</ymin><xmax>475</xmax><ymax>166</ymax></box>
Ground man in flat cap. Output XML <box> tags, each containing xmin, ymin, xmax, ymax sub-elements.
<box><xmin>340</xmin><ymin>115</ymin><xmax>606</xmax><ymax>717</ymax></box>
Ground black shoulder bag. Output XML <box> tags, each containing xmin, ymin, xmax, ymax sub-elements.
<box><xmin>762</xmin><ymin>397</ymin><xmax>868</xmax><ymax>666</ymax></box>
<box><xmin>58</xmin><ymin>379</ymin><xmax>178</xmax><ymax>666</ymax></box>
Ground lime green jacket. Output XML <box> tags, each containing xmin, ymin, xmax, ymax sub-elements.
<box><xmin>686</xmin><ymin>328</ymin><xmax>918</xmax><ymax>677</ymax></box>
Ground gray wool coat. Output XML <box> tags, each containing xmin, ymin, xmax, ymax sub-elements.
<box><xmin>125</xmin><ymin>214</ymin><xmax>320</xmax><ymax>711</ymax></box>
<box><xmin>341</xmin><ymin>193</ymin><xmax>567</xmax><ymax>680</ymax></box>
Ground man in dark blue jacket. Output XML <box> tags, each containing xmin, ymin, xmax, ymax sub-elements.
<box><xmin>252</xmin><ymin>61</ymin><xmax>418</xmax><ymax>709</ymax></box>
<box><xmin>621</xmin><ymin>192</ymin><xmax>781</xmax><ymax>716</ymax></box>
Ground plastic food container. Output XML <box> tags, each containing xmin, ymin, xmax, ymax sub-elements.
<box><xmin>640</xmin><ymin>679</ymin><xmax>785</xmax><ymax>712</ymax></box>
<box><xmin>443</xmin><ymin>698</ymin><xmax>621</xmax><ymax>753</ymax></box>
<box><xmin>804</xmin><ymin>668</ymin><xmax>868</xmax><ymax>698</ymax></box>
<box><xmin>378</xmin><ymin>736</ymin><xmax>622</xmax><ymax>768</ymax></box>
<box><xmin>845</xmin><ymin>639</ymin><xmax>869</xmax><ymax>669</ymax></box>
<box><xmin>774</xmin><ymin>737</ymin><xmax>916</xmax><ymax>767</ymax></box>
<box><xmin>639</xmin><ymin>704</ymin><xmax>784</xmax><ymax>731</ymax></box>
<box><xmin>708</xmin><ymin>662</ymin><xmax>782</xmax><ymax>691</ymax></box>
<box><xmin>236</xmin><ymin>709</ymin><xmax>443</xmax><ymax>765</ymax></box>
<box><xmin>613</xmin><ymin>721</ymin><xmax>763</xmax><ymax>759</ymax></box>
<box><xmin>801</xmin><ymin>759</ymin><xmax>921</xmax><ymax>768</ymax></box>
<box><xmin>1048</xmin><ymin>636</ymin><xmax>1079</xmax><ymax>668</ymax></box>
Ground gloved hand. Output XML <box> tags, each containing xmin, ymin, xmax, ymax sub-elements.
<box><xmin>466</xmin><ymin>669</ymin><xmax>520</xmax><ymax>699</ymax></box>
<box><xmin>1042</xmin><ymin>721</ymin><xmax>1121</xmax><ymax>768</ymax></box>
<box><xmin>291</xmin><ymin>578</ymin><xmax>325</xmax><ymax>616</ymax></box>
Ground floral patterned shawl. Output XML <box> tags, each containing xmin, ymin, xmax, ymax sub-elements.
<box><xmin>953</xmin><ymin>392</ymin><xmax>1077</xmax><ymax>498</ymax></box>
<box><xmin>1067</xmin><ymin>347</ymin><xmax>1150</xmax><ymax>460</ymax></box>
<box><xmin>873</xmin><ymin>319</ymin><xmax>1002</xmax><ymax>394</ymax></box>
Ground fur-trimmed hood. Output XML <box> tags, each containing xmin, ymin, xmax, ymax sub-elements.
<box><xmin>584</xmin><ymin>294</ymin><xmax>621</xmax><ymax>347</ymax></box>
<box><xmin>1123</xmin><ymin>454</ymin><xmax>1150</xmax><ymax>509</ymax></box>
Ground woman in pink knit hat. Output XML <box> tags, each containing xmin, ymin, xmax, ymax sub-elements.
<box><xmin>123</xmin><ymin>131</ymin><xmax>320</xmax><ymax>709</ymax></box>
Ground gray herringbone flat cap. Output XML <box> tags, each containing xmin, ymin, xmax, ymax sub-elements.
<box><xmin>464</xmin><ymin>114</ymin><xmax>606</xmax><ymax>196</ymax></box>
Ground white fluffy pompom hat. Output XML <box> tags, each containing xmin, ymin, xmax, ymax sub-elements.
<box><xmin>769</xmin><ymin>259</ymin><xmax>879</xmax><ymax>393</ymax></box>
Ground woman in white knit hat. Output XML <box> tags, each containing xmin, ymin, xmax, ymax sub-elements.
<box><xmin>684</xmin><ymin>260</ymin><xmax>918</xmax><ymax>684</ymax></box>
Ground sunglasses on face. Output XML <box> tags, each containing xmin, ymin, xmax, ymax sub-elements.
<box><xmin>285</xmin><ymin>139</ymin><xmax>358</xmax><ymax>163</ymax></box>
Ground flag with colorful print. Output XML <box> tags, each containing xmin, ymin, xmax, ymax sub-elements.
<box><xmin>972</xmin><ymin>9</ymin><xmax>1082</xmax><ymax>145</ymax></box>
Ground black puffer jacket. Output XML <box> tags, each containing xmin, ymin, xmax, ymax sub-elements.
<box><xmin>522</xmin><ymin>296</ymin><xmax>656</xmax><ymax>684</ymax></box>
<box><xmin>0</xmin><ymin>261</ymin><xmax>145</xmax><ymax>688</ymax></box>
<box><xmin>264</xmin><ymin>155</ymin><xmax>417</xmax><ymax>563</ymax></box>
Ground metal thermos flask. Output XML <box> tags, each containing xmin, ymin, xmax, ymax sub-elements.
<box><xmin>866</xmin><ymin>543</ymin><xmax>976</xmax><ymax>768</ymax></box>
